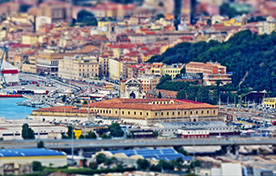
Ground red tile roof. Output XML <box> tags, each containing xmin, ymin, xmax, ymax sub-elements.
<box><xmin>83</xmin><ymin>98</ymin><xmax>217</xmax><ymax>110</ymax></box>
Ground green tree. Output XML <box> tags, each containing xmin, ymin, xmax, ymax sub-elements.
<box><xmin>152</xmin><ymin>130</ymin><xmax>159</xmax><ymax>138</ymax></box>
<box><xmin>108</xmin><ymin>123</ymin><xmax>124</xmax><ymax>137</ymax></box>
<box><xmin>88</xmin><ymin>162</ymin><xmax>98</xmax><ymax>169</ymax></box>
<box><xmin>137</xmin><ymin>159</ymin><xmax>150</xmax><ymax>170</ymax></box>
<box><xmin>96</xmin><ymin>153</ymin><xmax>107</xmax><ymax>164</ymax></box>
<box><xmin>102</xmin><ymin>133</ymin><xmax>111</xmax><ymax>139</ymax></box>
<box><xmin>22</xmin><ymin>123</ymin><xmax>35</xmax><ymax>140</ymax></box>
<box><xmin>86</xmin><ymin>131</ymin><xmax>97</xmax><ymax>139</ymax></box>
<box><xmin>37</xmin><ymin>141</ymin><xmax>44</xmax><ymax>148</ymax></box>
<box><xmin>190</xmin><ymin>160</ymin><xmax>201</xmax><ymax>169</ymax></box>
<box><xmin>158</xmin><ymin>92</ymin><xmax>162</xmax><ymax>98</ymax></box>
<box><xmin>156</xmin><ymin>13</ymin><xmax>165</xmax><ymax>20</ymax></box>
<box><xmin>32</xmin><ymin>161</ymin><xmax>43</xmax><ymax>171</ymax></box>
<box><xmin>77</xmin><ymin>10</ymin><xmax>97</xmax><ymax>26</ymax></box>
<box><xmin>62</xmin><ymin>95</ymin><xmax>67</xmax><ymax>102</ymax></box>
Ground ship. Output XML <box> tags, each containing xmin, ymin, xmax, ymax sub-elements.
<box><xmin>0</xmin><ymin>92</ymin><xmax>22</xmax><ymax>98</ymax></box>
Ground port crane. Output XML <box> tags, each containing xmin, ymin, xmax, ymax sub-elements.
<box><xmin>0</xmin><ymin>45</ymin><xmax>8</xmax><ymax>86</ymax></box>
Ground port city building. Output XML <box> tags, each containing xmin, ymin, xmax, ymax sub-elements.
<box><xmin>30</xmin><ymin>98</ymin><xmax>220</xmax><ymax>125</ymax></box>
<box><xmin>83</xmin><ymin>98</ymin><xmax>220</xmax><ymax>125</ymax></box>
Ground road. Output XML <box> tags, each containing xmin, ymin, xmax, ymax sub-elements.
<box><xmin>1</xmin><ymin>137</ymin><xmax>276</xmax><ymax>150</ymax></box>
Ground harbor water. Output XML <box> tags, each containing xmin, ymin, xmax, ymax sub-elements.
<box><xmin>0</xmin><ymin>98</ymin><xmax>37</xmax><ymax>119</ymax></box>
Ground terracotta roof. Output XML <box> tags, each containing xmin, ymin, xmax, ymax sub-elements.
<box><xmin>34</xmin><ymin>106</ymin><xmax>90</xmax><ymax>114</ymax></box>
<box><xmin>83</xmin><ymin>98</ymin><xmax>217</xmax><ymax>110</ymax></box>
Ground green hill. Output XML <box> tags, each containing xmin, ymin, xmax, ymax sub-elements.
<box><xmin>148</xmin><ymin>30</ymin><xmax>276</xmax><ymax>97</ymax></box>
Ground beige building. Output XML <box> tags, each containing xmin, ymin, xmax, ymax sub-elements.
<box><xmin>21</xmin><ymin>55</ymin><xmax>37</xmax><ymax>73</ymax></box>
<box><xmin>109</xmin><ymin>58</ymin><xmax>121</xmax><ymax>79</ymax></box>
<box><xmin>83</xmin><ymin>98</ymin><xmax>219</xmax><ymax>125</ymax></box>
<box><xmin>58</xmin><ymin>55</ymin><xmax>99</xmax><ymax>80</ymax></box>
<box><xmin>37</xmin><ymin>50</ymin><xmax>75</xmax><ymax>75</ymax></box>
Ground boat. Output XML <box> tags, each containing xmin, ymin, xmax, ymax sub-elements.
<box><xmin>0</xmin><ymin>92</ymin><xmax>22</xmax><ymax>98</ymax></box>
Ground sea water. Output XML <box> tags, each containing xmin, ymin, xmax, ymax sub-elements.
<box><xmin>0</xmin><ymin>98</ymin><xmax>36</xmax><ymax>119</ymax></box>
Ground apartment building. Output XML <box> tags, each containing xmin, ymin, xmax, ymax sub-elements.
<box><xmin>185</xmin><ymin>62</ymin><xmax>231</xmax><ymax>85</ymax></box>
<box><xmin>58</xmin><ymin>55</ymin><xmax>99</xmax><ymax>80</ymax></box>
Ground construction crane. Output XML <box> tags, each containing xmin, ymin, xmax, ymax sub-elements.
<box><xmin>0</xmin><ymin>45</ymin><xmax>8</xmax><ymax>86</ymax></box>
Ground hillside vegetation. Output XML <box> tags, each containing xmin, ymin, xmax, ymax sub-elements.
<box><xmin>148</xmin><ymin>30</ymin><xmax>276</xmax><ymax>97</ymax></box>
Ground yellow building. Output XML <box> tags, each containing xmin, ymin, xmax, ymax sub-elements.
<box><xmin>83</xmin><ymin>98</ymin><xmax>219</xmax><ymax>125</ymax></box>
<box><xmin>263</xmin><ymin>98</ymin><xmax>276</xmax><ymax>109</ymax></box>
<box><xmin>109</xmin><ymin>58</ymin><xmax>121</xmax><ymax>79</ymax></box>
<box><xmin>98</xmin><ymin>21</ymin><xmax>113</xmax><ymax>27</ymax></box>
<box><xmin>21</xmin><ymin>33</ymin><xmax>45</xmax><ymax>45</ymax></box>
<box><xmin>223</xmin><ymin>18</ymin><xmax>242</xmax><ymax>26</ymax></box>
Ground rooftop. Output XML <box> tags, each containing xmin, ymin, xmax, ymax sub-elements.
<box><xmin>0</xmin><ymin>148</ymin><xmax>66</xmax><ymax>157</ymax></box>
<box><xmin>83</xmin><ymin>98</ymin><xmax>217</xmax><ymax>110</ymax></box>
<box><xmin>108</xmin><ymin>148</ymin><xmax>192</xmax><ymax>161</ymax></box>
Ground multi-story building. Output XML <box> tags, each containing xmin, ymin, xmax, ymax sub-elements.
<box><xmin>258</xmin><ymin>16</ymin><xmax>276</xmax><ymax>35</ymax></box>
<box><xmin>109</xmin><ymin>58</ymin><xmax>121</xmax><ymax>79</ymax></box>
<box><xmin>35</xmin><ymin>0</ymin><xmax>72</xmax><ymax>24</ymax></box>
<box><xmin>150</xmin><ymin>63</ymin><xmax>184</xmax><ymax>79</ymax></box>
<box><xmin>263</xmin><ymin>97</ymin><xmax>276</xmax><ymax>109</ymax></box>
<box><xmin>36</xmin><ymin>51</ymin><xmax>74</xmax><ymax>75</ymax></box>
<box><xmin>58</xmin><ymin>55</ymin><xmax>99</xmax><ymax>80</ymax></box>
<box><xmin>99</xmin><ymin>55</ymin><xmax>109</xmax><ymax>78</ymax></box>
<box><xmin>137</xmin><ymin>75</ymin><xmax>161</xmax><ymax>93</ymax></box>
<box><xmin>83</xmin><ymin>98</ymin><xmax>219</xmax><ymax>125</ymax></box>
<box><xmin>186</xmin><ymin>62</ymin><xmax>232</xmax><ymax>85</ymax></box>
<box><xmin>162</xmin><ymin>63</ymin><xmax>185</xmax><ymax>79</ymax></box>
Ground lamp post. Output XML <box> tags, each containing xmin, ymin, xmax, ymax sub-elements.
<box><xmin>71</xmin><ymin>126</ymin><xmax>74</xmax><ymax>166</ymax></box>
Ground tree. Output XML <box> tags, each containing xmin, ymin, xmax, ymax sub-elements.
<box><xmin>158</xmin><ymin>92</ymin><xmax>162</xmax><ymax>98</ymax></box>
<box><xmin>62</xmin><ymin>95</ymin><xmax>67</xmax><ymax>102</ymax></box>
<box><xmin>152</xmin><ymin>130</ymin><xmax>159</xmax><ymax>138</ymax></box>
<box><xmin>108</xmin><ymin>123</ymin><xmax>124</xmax><ymax>137</ymax></box>
<box><xmin>89</xmin><ymin>162</ymin><xmax>98</xmax><ymax>169</ymax></box>
<box><xmin>32</xmin><ymin>161</ymin><xmax>43</xmax><ymax>172</ymax></box>
<box><xmin>96</xmin><ymin>153</ymin><xmax>107</xmax><ymax>164</ymax></box>
<box><xmin>102</xmin><ymin>133</ymin><xmax>111</xmax><ymax>139</ymax></box>
<box><xmin>22</xmin><ymin>123</ymin><xmax>35</xmax><ymax>140</ymax></box>
<box><xmin>77</xmin><ymin>10</ymin><xmax>97</xmax><ymax>26</ymax></box>
<box><xmin>37</xmin><ymin>141</ymin><xmax>44</xmax><ymax>148</ymax></box>
<box><xmin>86</xmin><ymin>131</ymin><xmax>97</xmax><ymax>139</ymax></box>
<box><xmin>156</xmin><ymin>13</ymin><xmax>165</xmax><ymax>20</ymax></box>
<box><xmin>137</xmin><ymin>159</ymin><xmax>150</xmax><ymax>170</ymax></box>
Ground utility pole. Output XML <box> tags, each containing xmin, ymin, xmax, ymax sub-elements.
<box><xmin>71</xmin><ymin>126</ymin><xmax>74</xmax><ymax>166</ymax></box>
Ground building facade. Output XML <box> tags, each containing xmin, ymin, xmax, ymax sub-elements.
<box><xmin>58</xmin><ymin>55</ymin><xmax>99</xmax><ymax>80</ymax></box>
<box><xmin>186</xmin><ymin>62</ymin><xmax>232</xmax><ymax>85</ymax></box>
<box><xmin>83</xmin><ymin>98</ymin><xmax>219</xmax><ymax>125</ymax></box>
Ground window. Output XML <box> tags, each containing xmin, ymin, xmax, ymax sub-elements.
<box><xmin>172</xmin><ymin>112</ymin><xmax>175</xmax><ymax>115</ymax></box>
<box><xmin>196</xmin><ymin>111</ymin><xmax>198</xmax><ymax>114</ymax></box>
<box><xmin>122</xmin><ymin>111</ymin><xmax>124</xmax><ymax>114</ymax></box>
<box><xmin>213</xmin><ymin>110</ymin><xmax>216</xmax><ymax>114</ymax></box>
<box><xmin>155</xmin><ymin>112</ymin><xmax>158</xmax><ymax>116</ymax></box>
<box><xmin>207</xmin><ymin>110</ymin><xmax>209</xmax><ymax>114</ymax></box>
<box><xmin>134</xmin><ymin>112</ymin><xmax>136</xmax><ymax>115</ymax></box>
<box><xmin>190</xmin><ymin>111</ymin><xmax>193</xmax><ymax>115</ymax></box>
<box><xmin>146</xmin><ymin>112</ymin><xmax>148</xmax><ymax>116</ymax></box>
<box><xmin>161</xmin><ymin>112</ymin><xmax>163</xmax><ymax>116</ymax></box>
<box><xmin>128</xmin><ymin>111</ymin><xmax>130</xmax><ymax>115</ymax></box>
<box><xmin>103</xmin><ymin>110</ymin><xmax>105</xmax><ymax>113</ymax></box>
<box><xmin>184</xmin><ymin>111</ymin><xmax>186</xmax><ymax>115</ymax></box>
<box><xmin>202</xmin><ymin>111</ymin><xmax>204</xmax><ymax>114</ymax></box>
<box><xmin>140</xmin><ymin>112</ymin><xmax>142</xmax><ymax>115</ymax></box>
<box><xmin>178</xmin><ymin>111</ymin><xmax>180</xmax><ymax>115</ymax></box>
<box><xmin>109</xmin><ymin>110</ymin><xmax>111</xmax><ymax>114</ymax></box>
<box><xmin>167</xmin><ymin>112</ymin><xmax>169</xmax><ymax>115</ymax></box>
<box><xmin>100</xmin><ymin>110</ymin><xmax>102</xmax><ymax>113</ymax></box>
<box><xmin>115</xmin><ymin>111</ymin><xmax>117</xmax><ymax>114</ymax></box>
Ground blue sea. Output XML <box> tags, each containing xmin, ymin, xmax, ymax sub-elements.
<box><xmin>0</xmin><ymin>98</ymin><xmax>36</xmax><ymax>119</ymax></box>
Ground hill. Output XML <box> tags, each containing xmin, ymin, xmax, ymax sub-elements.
<box><xmin>148</xmin><ymin>30</ymin><xmax>276</xmax><ymax>97</ymax></box>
